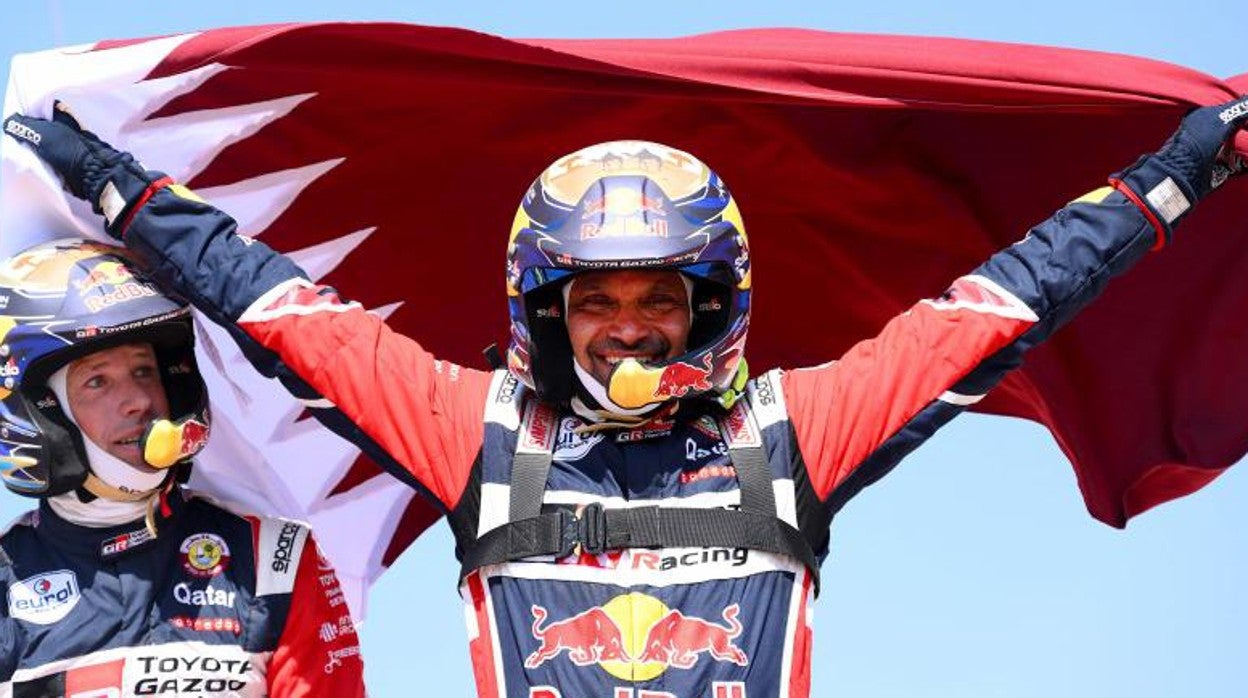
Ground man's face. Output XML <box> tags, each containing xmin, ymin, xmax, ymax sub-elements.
<box><xmin>65</xmin><ymin>343</ymin><xmax>170</xmax><ymax>471</ymax></box>
<box><xmin>565</xmin><ymin>269</ymin><xmax>691</xmax><ymax>386</ymax></box>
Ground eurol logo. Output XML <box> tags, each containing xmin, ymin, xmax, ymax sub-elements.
<box><xmin>8</xmin><ymin>570</ymin><xmax>80</xmax><ymax>624</ymax></box>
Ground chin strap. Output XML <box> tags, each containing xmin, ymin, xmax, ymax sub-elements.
<box><xmin>81</xmin><ymin>473</ymin><xmax>157</xmax><ymax>502</ymax></box>
<box><xmin>570</xmin><ymin>400</ymin><xmax>681</xmax><ymax>435</ymax></box>
<box><xmin>78</xmin><ymin>475</ymin><xmax>174</xmax><ymax>538</ymax></box>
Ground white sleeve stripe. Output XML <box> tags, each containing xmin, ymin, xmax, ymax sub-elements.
<box><xmin>939</xmin><ymin>391</ymin><xmax>985</xmax><ymax>406</ymax></box>
<box><xmin>239</xmin><ymin>277</ymin><xmax>363</xmax><ymax>324</ymax></box>
<box><xmin>920</xmin><ymin>274</ymin><xmax>1040</xmax><ymax>322</ymax></box>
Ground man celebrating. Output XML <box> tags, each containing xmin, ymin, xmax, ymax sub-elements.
<box><xmin>0</xmin><ymin>240</ymin><xmax>364</xmax><ymax>696</ymax></box>
<box><xmin>4</xmin><ymin>97</ymin><xmax>1245</xmax><ymax>696</ymax></box>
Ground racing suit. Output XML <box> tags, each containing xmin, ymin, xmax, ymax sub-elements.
<box><xmin>108</xmin><ymin>175</ymin><xmax>1164</xmax><ymax>697</ymax></box>
<box><xmin>0</xmin><ymin>485</ymin><xmax>365</xmax><ymax>697</ymax></box>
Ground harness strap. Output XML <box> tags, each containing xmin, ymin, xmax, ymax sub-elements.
<box><xmin>719</xmin><ymin>399</ymin><xmax>777</xmax><ymax>517</ymax></box>
<box><xmin>509</xmin><ymin>401</ymin><xmax>558</xmax><ymax>521</ymax></box>
<box><xmin>460</xmin><ymin>503</ymin><xmax>820</xmax><ymax>592</ymax></box>
<box><xmin>466</xmin><ymin>391</ymin><xmax>821</xmax><ymax>593</ymax></box>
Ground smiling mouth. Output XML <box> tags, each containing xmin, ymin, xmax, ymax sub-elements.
<box><xmin>602</xmin><ymin>354</ymin><xmax>662</xmax><ymax>367</ymax></box>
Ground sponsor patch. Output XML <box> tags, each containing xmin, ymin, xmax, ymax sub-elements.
<box><xmin>1219</xmin><ymin>98</ymin><xmax>1248</xmax><ymax>125</ymax></box>
<box><xmin>615</xmin><ymin>416</ymin><xmax>676</xmax><ymax>443</ymax></box>
<box><xmin>554</xmin><ymin>417</ymin><xmax>603</xmax><ymax>460</ymax></box>
<box><xmin>180</xmin><ymin>533</ymin><xmax>231</xmax><ymax>578</ymax></box>
<box><xmin>271</xmin><ymin>522</ymin><xmax>301</xmax><ymax>574</ymax></box>
<box><xmin>679</xmin><ymin>464</ymin><xmax>737</xmax><ymax>485</ymax></box>
<box><xmin>4</xmin><ymin>119</ymin><xmax>40</xmax><ymax>145</ymax></box>
<box><xmin>132</xmin><ymin>653</ymin><xmax>253</xmax><ymax>693</ymax></box>
<box><xmin>170</xmin><ymin>615</ymin><xmax>243</xmax><ymax>635</ymax></box>
<box><xmin>257</xmin><ymin>518</ymin><xmax>308</xmax><ymax>596</ymax></box>
<box><xmin>318</xmin><ymin>614</ymin><xmax>358</xmax><ymax>644</ymax></box>
<box><xmin>324</xmin><ymin>645</ymin><xmax>362</xmax><ymax>674</ymax></box>
<box><xmin>101</xmin><ymin>525</ymin><xmax>156</xmax><ymax>559</ymax></box>
<box><xmin>519</xmin><ymin>401</ymin><xmax>558</xmax><ymax>453</ymax></box>
<box><xmin>720</xmin><ymin>402</ymin><xmax>761</xmax><ymax>449</ymax></box>
<box><xmin>8</xmin><ymin>569</ymin><xmax>80</xmax><ymax>624</ymax></box>
<box><xmin>173</xmin><ymin>581</ymin><xmax>236</xmax><ymax>608</ymax></box>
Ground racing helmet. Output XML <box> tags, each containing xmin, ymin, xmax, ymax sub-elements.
<box><xmin>0</xmin><ymin>239</ymin><xmax>210</xmax><ymax>498</ymax></box>
<box><xmin>506</xmin><ymin>141</ymin><xmax>751</xmax><ymax>410</ymax></box>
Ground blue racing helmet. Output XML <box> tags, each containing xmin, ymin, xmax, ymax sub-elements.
<box><xmin>505</xmin><ymin>141</ymin><xmax>751</xmax><ymax>409</ymax></box>
<box><xmin>0</xmin><ymin>239</ymin><xmax>210</xmax><ymax>498</ymax></box>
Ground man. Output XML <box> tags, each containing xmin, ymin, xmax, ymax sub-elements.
<box><xmin>4</xmin><ymin>98</ymin><xmax>1246</xmax><ymax>697</ymax></box>
<box><xmin>0</xmin><ymin>239</ymin><xmax>364</xmax><ymax>696</ymax></box>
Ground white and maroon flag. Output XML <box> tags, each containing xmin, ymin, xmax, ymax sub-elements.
<box><xmin>3</xmin><ymin>24</ymin><xmax>1247</xmax><ymax>617</ymax></box>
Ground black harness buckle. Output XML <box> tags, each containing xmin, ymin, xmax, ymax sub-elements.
<box><xmin>558</xmin><ymin>503</ymin><xmax>609</xmax><ymax>557</ymax></box>
<box><xmin>578</xmin><ymin>503</ymin><xmax>608</xmax><ymax>555</ymax></box>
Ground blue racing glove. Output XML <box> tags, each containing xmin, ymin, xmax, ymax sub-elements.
<box><xmin>1111</xmin><ymin>95</ymin><xmax>1248</xmax><ymax>241</ymax></box>
<box><xmin>3</xmin><ymin>101</ymin><xmax>166</xmax><ymax>239</ymax></box>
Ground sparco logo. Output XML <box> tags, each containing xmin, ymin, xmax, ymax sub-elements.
<box><xmin>497</xmin><ymin>373</ymin><xmax>520</xmax><ymax>404</ymax></box>
<box><xmin>4</xmin><ymin>120</ymin><xmax>40</xmax><ymax>145</ymax></box>
<box><xmin>753</xmin><ymin>374</ymin><xmax>776</xmax><ymax>406</ymax></box>
<box><xmin>1219</xmin><ymin>99</ymin><xmax>1248</xmax><ymax>125</ymax></box>
<box><xmin>272</xmin><ymin>522</ymin><xmax>301</xmax><ymax>573</ymax></box>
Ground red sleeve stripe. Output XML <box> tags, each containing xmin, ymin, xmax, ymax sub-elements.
<box><xmin>1109</xmin><ymin>177</ymin><xmax>1166</xmax><ymax>251</ymax></box>
<box><xmin>118</xmin><ymin>176</ymin><xmax>174</xmax><ymax>238</ymax></box>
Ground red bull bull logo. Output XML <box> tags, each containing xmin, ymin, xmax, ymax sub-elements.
<box><xmin>74</xmin><ymin>261</ymin><xmax>134</xmax><ymax>294</ymax></box>
<box><xmin>637</xmin><ymin>604</ymin><xmax>747</xmax><ymax>669</ymax></box>
<box><xmin>579</xmin><ymin>189</ymin><xmax>670</xmax><ymax>240</ymax></box>
<box><xmin>582</xmin><ymin>190</ymin><xmax>667</xmax><ymax>219</ymax></box>
<box><xmin>176</xmin><ymin>419</ymin><xmax>211</xmax><ymax>458</ymax></box>
<box><xmin>525</xmin><ymin>592</ymin><xmax>749</xmax><ymax>681</ymax></box>
<box><xmin>525</xmin><ymin>605</ymin><xmax>630</xmax><ymax>669</ymax></box>
<box><xmin>143</xmin><ymin>417</ymin><xmax>211</xmax><ymax>469</ymax></box>
<box><xmin>654</xmin><ymin>354</ymin><xmax>715</xmax><ymax>400</ymax></box>
<box><xmin>607</xmin><ymin>354</ymin><xmax>717</xmax><ymax>410</ymax></box>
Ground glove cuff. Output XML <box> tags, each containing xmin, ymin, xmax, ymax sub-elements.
<box><xmin>90</xmin><ymin>165</ymin><xmax>169</xmax><ymax>239</ymax></box>
<box><xmin>1109</xmin><ymin>154</ymin><xmax>1199</xmax><ymax>246</ymax></box>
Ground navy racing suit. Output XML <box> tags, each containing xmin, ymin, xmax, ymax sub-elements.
<box><xmin>0</xmin><ymin>486</ymin><xmax>365</xmax><ymax>696</ymax></box>
<box><xmin>114</xmin><ymin>177</ymin><xmax>1161</xmax><ymax>697</ymax></box>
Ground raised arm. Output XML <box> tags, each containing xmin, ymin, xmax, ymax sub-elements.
<box><xmin>2</xmin><ymin>104</ymin><xmax>494</xmax><ymax>513</ymax></box>
<box><xmin>778</xmin><ymin>97</ymin><xmax>1248</xmax><ymax>514</ymax></box>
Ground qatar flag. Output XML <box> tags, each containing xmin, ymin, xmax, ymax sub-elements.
<box><xmin>2</xmin><ymin>23</ymin><xmax>1246</xmax><ymax>617</ymax></box>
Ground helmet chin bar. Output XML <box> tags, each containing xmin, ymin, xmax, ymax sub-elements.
<box><xmin>140</xmin><ymin>414</ymin><xmax>211</xmax><ymax>469</ymax></box>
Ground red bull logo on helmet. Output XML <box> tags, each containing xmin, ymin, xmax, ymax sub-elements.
<box><xmin>74</xmin><ymin>260</ymin><xmax>134</xmax><ymax>294</ymax></box>
<box><xmin>74</xmin><ymin>260</ymin><xmax>159</xmax><ymax>313</ymax></box>
<box><xmin>524</xmin><ymin>592</ymin><xmax>749</xmax><ymax>681</ymax></box>
<box><xmin>581</xmin><ymin>189</ymin><xmax>668</xmax><ymax>219</ymax></box>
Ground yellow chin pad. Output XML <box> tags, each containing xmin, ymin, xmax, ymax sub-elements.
<box><xmin>141</xmin><ymin>417</ymin><xmax>210</xmax><ymax>469</ymax></box>
<box><xmin>606</xmin><ymin>354</ymin><xmax>720</xmax><ymax>410</ymax></box>
<box><xmin>607</xmin><ymin>358</ymin><xmax>665</xmax><ymax>410</ymax></box>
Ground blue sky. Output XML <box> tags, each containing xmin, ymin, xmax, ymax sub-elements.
<box><xmin>1</xmin><ymin>2</ymin><xmax>1245</xmax><ymax>696</ymax></box>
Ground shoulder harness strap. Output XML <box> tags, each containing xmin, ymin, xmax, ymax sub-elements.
<box><xmin>461</xmin><ymin>396</ymin><xmax>821</xmax><ymax>593</ymax></box>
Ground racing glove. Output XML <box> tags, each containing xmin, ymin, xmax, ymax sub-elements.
<box><xmin>1110</xmin><ymin>95</ymin><xmax>1248</xmax><ymax>243</ymax></box>
<box><xmin>3</xmin><ymin>101</ymin><xmax>166</xmax><ymax>239</ymax></box>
